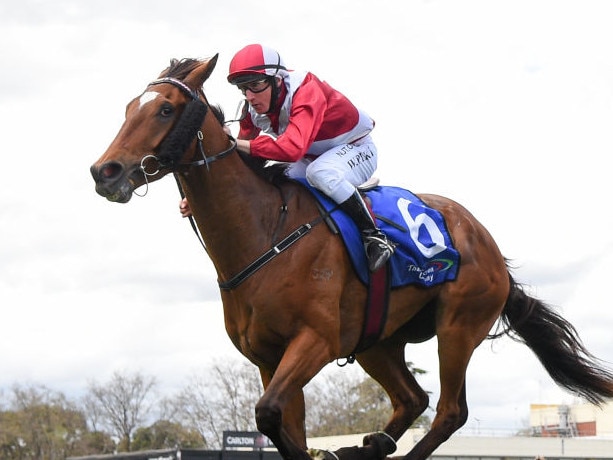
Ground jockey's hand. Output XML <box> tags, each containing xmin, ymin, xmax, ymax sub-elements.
<box><xmin>179</xmin><ymin>198</ymin><xmax>192</xmax><ymax>218</ymax></box>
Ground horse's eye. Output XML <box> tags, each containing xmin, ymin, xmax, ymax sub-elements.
<box><xmin>160</xmin><ymin>103</ymin><xmax>174</xmax><ymax>117</ymax></box>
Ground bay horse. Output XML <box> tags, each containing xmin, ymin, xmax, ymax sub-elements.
<box><xmin>90</xmin><ymin>55</ymin><xmax>613</xmax><ymax>460</ymax></box>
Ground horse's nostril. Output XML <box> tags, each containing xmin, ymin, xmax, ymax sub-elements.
<box><xmin>100</xmin><ymin>162</ymin><xmax>123</xmax><ymax>180</ymax></box>
<box><xmin>101</xmin><ymin>166</ymin><xmax>114</xmax><ymax>178</ymax></box>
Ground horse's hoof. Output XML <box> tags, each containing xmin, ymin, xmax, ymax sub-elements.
<box><xmin>308</xmin><ymin>448</ymin><xmax>340</xmax><ymax>460</ymax></box>
<box><xmin>334</xmin><ymin>446</ymin><xmax>362</xmax><ymax>460</ymax></box>
<box><xmin>362</xmin><ymin>432</ymin><xmax>397</xmax><ymax>457</ymax></box>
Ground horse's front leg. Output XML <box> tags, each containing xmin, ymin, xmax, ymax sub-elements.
<box><xmin>255</xmin><ymin>328</ymin><xmax>334</xmax><ymax>460</ymax></box>
<box><xmin>258</xmin><ymin>367</ymin><xmax>307</xmax><ymax>450</ymax></box>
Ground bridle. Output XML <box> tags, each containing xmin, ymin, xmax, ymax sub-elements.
<box><xmin>138</xmin><ymin>77</ymin><xmax>237</xmax><ymax>183</ymax></box>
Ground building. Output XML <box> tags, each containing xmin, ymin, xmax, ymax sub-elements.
<box><xmin>529</xmin><ymin>401</ymin><xmax>613</xmax><ymax>438</ymax></box>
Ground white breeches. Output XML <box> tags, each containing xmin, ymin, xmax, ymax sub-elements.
<box><xmin>285</xmin><ymin>135</ymin><xmax>378</xmax><ymax>203</ymax></box>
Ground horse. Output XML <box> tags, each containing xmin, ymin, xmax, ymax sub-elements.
<box><xmin>90</xmin><ymin>55</ymin><xmax>613</xmax><ymax>460</ymax></box>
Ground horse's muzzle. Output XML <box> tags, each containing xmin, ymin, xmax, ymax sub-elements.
<box><xmin>90</xmin><ymin>162</ymin><xmax>135</xmax><ymax>203</ymax></box>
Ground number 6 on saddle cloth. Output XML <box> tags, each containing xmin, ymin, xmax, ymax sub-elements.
<box><xmin>297</xmin><ymin>178</ymin><xmax>460</xmax><ymax>288</ymax></box>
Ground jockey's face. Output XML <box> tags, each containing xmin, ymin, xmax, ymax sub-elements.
<box><xmin>244</xmin><ymin>84</ymin><xmax>271</xmax><ymax>114</ymax></box>
<box><xmin>241</xmin><ymin>77</ymin><xmax>281</xmax><ymax>114</ymax></box>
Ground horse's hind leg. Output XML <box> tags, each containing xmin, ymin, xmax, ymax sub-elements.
<box><xmin>401</xmin><ymin>332</ymin><xmax>472</xmax><ymax>460</ymax></box>
<box><xmin>402</xmin><ymin>299</ymin><xmax>500</xmax><ymax>460</ymax></box>
<box><xmin>332</xmin><ymin>339</ymin><xmax>429</xmax><ymax>460</ymax></box>
<box><xmin>360</xmin><ymin>340</ymin><xmax>430</xmax><ymax>439</ymax></box>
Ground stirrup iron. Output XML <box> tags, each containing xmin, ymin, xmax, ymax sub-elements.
<box><xmin>364</xmin><ymin>232</ymin><xmax>394</xmax><ymax>272</ymax></box>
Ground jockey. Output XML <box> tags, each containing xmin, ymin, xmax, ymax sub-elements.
<box><xmin>183</xmin><ymin>44</ymin><xmax>394</xmax><ymax>272</ymax></box>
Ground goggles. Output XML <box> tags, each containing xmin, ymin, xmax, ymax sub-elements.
<box><xmin>236</xmin><ymin>78</ymin><xmax>271</xmax><ymax>95</ymax></box>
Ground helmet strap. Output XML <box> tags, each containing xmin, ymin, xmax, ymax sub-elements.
<box><xmin>267</xmin><ymin>77</ymin><xmax>284</xmax><ymax>114</ymax></box>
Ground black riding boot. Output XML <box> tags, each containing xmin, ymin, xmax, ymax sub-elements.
<box><xmin>339</xmin><ymin>191</ymin><xmax>394</xmax><ymax>272</ymax></box>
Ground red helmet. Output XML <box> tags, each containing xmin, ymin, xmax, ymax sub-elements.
<box><xmin>227</xmin><ymin>44</ymin><xmax>287</xmax><ymax>85</ymax></box>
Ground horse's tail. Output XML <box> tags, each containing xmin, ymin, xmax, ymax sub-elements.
<box><xmin>499</xmin><ymin>272</ymin><xmax>613</xmax><ymax>405</ymax></box>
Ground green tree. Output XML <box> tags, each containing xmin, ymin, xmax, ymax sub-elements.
<box><xmin>74</xmin><ymin>430</ymin><xmax>116</xmax><ymax>457</ymax></box>
<box><xmin>131</xmin><ymin>419</ymin><xmax>203</xmax><ymax>451</ymax></box>
<box><xmin>0</xmin><ymin>409</ymin><xmax>22</xmax><ymax>460</ymax></box>
<box><xmin>0</xmin><ymin>383</ymin><xmax>99</xmax><ymax>460</ymax></box>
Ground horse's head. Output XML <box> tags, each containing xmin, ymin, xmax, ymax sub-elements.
<box><xmin>90</xmin><ymin>55</ymin><xmax>219</xmax><ymax>203</ymax></box>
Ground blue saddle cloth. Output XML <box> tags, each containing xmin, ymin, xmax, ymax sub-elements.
<box><xmin>297</xmin><ymin>179</ymin><xmax>460</xmax><ymax>288</ymax></box>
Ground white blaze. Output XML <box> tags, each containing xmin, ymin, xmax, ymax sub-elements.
<box><xmin>139</xmin><ymin>91</ymin><xmax>159</xmax><ymax>108</ymax></box>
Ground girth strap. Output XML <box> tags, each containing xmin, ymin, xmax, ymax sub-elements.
<box><xmin>338</xmin><ymin>263</ymin><xmax>391</xmax><ymax>365</ymax></box>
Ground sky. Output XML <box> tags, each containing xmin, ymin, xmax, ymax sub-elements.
<box><xmin>2</xmin><ymin>0</ymin><xmax>613</xmax><ymax>437</ymax></box>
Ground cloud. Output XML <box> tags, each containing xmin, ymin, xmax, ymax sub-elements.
<box><xmin>1</xmin><ymin>0</ymin><xmax>612</xmax><ymax>437</ymax></box>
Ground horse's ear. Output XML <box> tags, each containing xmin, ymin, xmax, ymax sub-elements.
<box><xmin>189</xmin><ymin>54</ymin><xmax>219</xmax><ymax>89</ymax></box>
